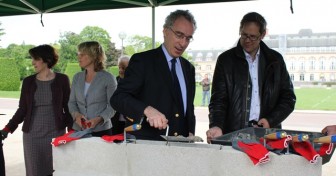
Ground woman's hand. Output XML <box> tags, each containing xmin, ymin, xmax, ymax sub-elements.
<box><xmin>86</xmin><ymin>116</ymin><xmax>103</xmax><ymax>129</ymax></box>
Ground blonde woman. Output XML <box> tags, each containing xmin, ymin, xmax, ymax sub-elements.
<box><xmin>68</xmin><ymin>41</ymin><xmax>117</xmax><ymax>136</ymax></box>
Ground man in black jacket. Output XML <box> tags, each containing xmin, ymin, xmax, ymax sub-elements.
<box><xmin>206</xmin><ymin>12</ymin><xmax>296</xmax><ymax>143</ymax></box>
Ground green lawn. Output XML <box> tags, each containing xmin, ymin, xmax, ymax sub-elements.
<box><xmin>294</xmin><ymin>88</ymin><xmax>336</xmax><ymax>110</ymax></box>
<box><xmin>0</xmin><ymin>91</ymin><xmax>20</xmax><ymax>98</ymax></box>
<box><xmin>1</xmin><ymin>87</ymin><xmax>336</xmax><ymax>110</ymax></box>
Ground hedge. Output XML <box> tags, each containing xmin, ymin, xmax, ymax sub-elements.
<box><xmin>0</xmin><ymin>58</ymin><xmax>21</xmax><ymax>91</ymax></box>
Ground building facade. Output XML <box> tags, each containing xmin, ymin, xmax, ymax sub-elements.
<box><xmin>189</xmin><ymin>29</ymin><xmax>336</xmax><ymax>85</ymax></box>
<box><xmin>264</xmin><ymin>29</ymin><xmax>336</xmax><ymax>84</ymax></box>
<box><xmin>188</xmin><ymin>49</ymin><xmax>222</xmax><ymax>82</ymax></box>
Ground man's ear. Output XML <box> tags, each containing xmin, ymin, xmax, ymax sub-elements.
<box><xmin>261</xmin><ymin>30</ymin><xmax>267</xmax><ymax>39</ymax></box>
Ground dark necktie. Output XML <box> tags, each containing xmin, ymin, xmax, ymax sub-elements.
<box><xmin>171</xmin><ymin>59</ymin><xmax>184</xmax><ymax>114</ymax></box>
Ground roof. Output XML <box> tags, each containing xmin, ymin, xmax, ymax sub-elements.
<box><xmin>0</xmin><ymin>0</ymin><xmax>250</xmax><ymax>17</ymax></box>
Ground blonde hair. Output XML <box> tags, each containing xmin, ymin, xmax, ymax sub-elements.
<box><xmin>78</xmin><ymin>41</ymin><xmax>106</xmax><ymax>71</ymax></box>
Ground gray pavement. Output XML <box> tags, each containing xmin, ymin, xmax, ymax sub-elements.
<box><xmin>1</xmin><ymin>98</ymin><xmax>336</xmax><ymax>176</ymax></box>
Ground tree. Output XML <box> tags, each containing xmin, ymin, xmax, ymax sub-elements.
<box><xmin>124</xmin><ymin>35</ymin><xmax>161</xmax><ymax>56</ymax></box>
<box><xmin>123</xmin><ymin>35</ymin><xmax>192</xmax><ymax>64</ymax></box>
<box><xmin>59</xmin><ymin>26</ymin><xmax>120</xmax><ymax>67</ymax></box>
<box><xmin>59</xmin><ymin>31</ymin><xmax>81</xmax><ymax>63</ymax></box>
<box><xmin>80</xmin><ymin>26</ymin><xmax>119</xmax><ymax>67</ymax></box>
<box><xmin>0</xmin><ymin>44</ymin><xmax>35</xmax><ymax>80</ymax></box>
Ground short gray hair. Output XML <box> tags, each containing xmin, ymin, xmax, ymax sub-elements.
<box><xmin>118</xmin><ymin>55</ymin><xmax>130</xmax><ymax>64</ymax></box>
<box><xmin>163</xmin><ymin>10</ymin><xmax>197</xmax><ymax>31</ymax></box>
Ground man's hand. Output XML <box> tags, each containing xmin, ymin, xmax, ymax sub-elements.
<box><xmin>258</xmin><ymin>118</ymin><xmax>270</xmax><ymax>128</ymax></box>
<box><xmin>144</xmin><ymin>106</ymin><xmax>168</xmax><ymax>130</ymax></box>
<box><xmin>322</xmin><ymin>125</ymin><xmax>336</xmax><ymax>135</ymax></box>
<box><xmin>0</xmin><ymin>130</ymin><xmax>9</xmax><ymax>139</ymax></box>
<box><xmin>206</xmin><ymin>126</ymin><xmax>223</xmax><ymax>144</ymax></box>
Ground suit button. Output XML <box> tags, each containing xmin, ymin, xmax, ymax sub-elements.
<box><xmin>174</xmin><ymin>132</ymin><xmax>178</xmax><ymax>136</ymax></box>
<box><xmin>175</xmin><ymin>113</ymin><xmax>179</xmax><ymax>118</ymax></box>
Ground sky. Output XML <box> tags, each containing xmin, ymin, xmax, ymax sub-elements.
<box><xmin>0</xmin><ymin>0</ymin><xmax>335</xmax><ymax>50</ymax></box>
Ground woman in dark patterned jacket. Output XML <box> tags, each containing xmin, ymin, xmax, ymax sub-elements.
<box><xmin>0</xmin><ymin>44</ymin><xmax>72</xmax><ymax>176</ymax></box>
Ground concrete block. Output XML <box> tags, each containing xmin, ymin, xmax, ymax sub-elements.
<box><xmin>53</xmin><ymin>137</ymin><xmax>322</xmax><ymax>176</ymax></box>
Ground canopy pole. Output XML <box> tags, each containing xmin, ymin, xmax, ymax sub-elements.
<box><xmin>290</xmin><ymin>0</ymin><xmax>294</xmax><ymax>14</ymax></box>
<box><xmin>152</xmin><ymin>6</ymin><xmax>155</xmax><ymax>49</ymax></box>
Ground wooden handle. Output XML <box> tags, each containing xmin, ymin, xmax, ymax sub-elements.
<box><xmin>292</xmin><ymin>134</ymin><xmax>309</xmax><ymax>142</ymax></box>
<box><xmin>124</xmin><ymin>124</ymin><xmax>142</xmax><ymax>132</ymax></box>
<box><xmin>264</xmin><ymin>131</ymin><xmax>287</xmax><ymax>140</ymax></box>
<box><xmin>313</xmin><ymin>135</ymin><xmax>336</xmax><ymax>143</ymax></box>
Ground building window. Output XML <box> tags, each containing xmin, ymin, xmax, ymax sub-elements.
<box><xmin>196</xmin><ymin>52</ymin><xmax>203</xmax><ymax>62</ymax></box>
<box><xmin>300</xmin><ymin>61</ymin><xmax>305</xmax><ymax>71</ymax></box>
<box><xmin>310</xmin><ymin>74</ymin><xmax>314</xmax><ymax>81</ymax></box>
<box><xmin>196</xmin><ymin>65</ymin><xmax>201</xmax><ymax>70</ymax></box>
<box><xmin>290</xmin><ymin>74</ymin><xmax>294</xmax><ymax>81</ymax></box>
<box><xmin>319</xmin><ymin>58</ymin><xmax>325</xmax><ymax>70</ymax></box>
<box><xmin>300</xmin><ymin>74</ymin><xmax>305</xmax><ymax>81</ymax></box>
<box><xmin>206</xmin><ymin>65</ymin><xmax>211</xmax><ymax>70</ymax></box>
<box><xmin>330</xmin><ymin>57</ymin><xmax>336</xmax><ymax>70</ymax></box>
<box><xmin>205</xmin><ymin>52</ymin><xmax>213</xmax><ymax>61</ymax></box>
<box><xmin>290</xmin><ymin>61</ymin><xmax>295</xmax><ymax>71</ymax></box>
<box><xmin>206</xmin><ymin>57</ymin><xmax>213</xmax><ymax>61</ymax></box>
<box><xmin>309</xmin><ymin>58</ymin><xmax>315</xmax><ymax>70</ymax></box>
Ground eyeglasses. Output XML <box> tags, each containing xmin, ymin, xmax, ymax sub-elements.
<box><xmin>240</xmin><ymin>33</ymin><xmax>260</xmax><ymax>41</ymax></box>
<box><xmin>169</xmin><ymin>27</ymin><xmax>194</xmax><ymax>43</ymax></box>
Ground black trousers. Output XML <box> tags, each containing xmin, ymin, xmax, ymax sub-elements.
<box><xmin>0</xmin><ymin>135</ymin><xmax>5</xmax><ymax>176</ymax></box>
<box><xmin>111</xmin><ymin>120</ymin><xmax>125</xmax><ymax>135</ymax></box>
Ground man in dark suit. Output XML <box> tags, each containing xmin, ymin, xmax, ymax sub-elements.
<box><xmin>110</xmin><ymin>9</ymin><xmax>197</xmax><ymax>141</ymax></box>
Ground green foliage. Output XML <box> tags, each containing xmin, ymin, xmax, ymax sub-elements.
<box><xmin>80</xmin><ymin>26</ymin><xmax>111</xmax><ymax>51</ymax></box>
<box><xmin>80</xmin><ymin>26</ymin><xmax>120</xmax><ymax>67</ymax></box>
<box><xmin>53</xmin><ymin>59</ymin><xmax>68</xmax><ymax>73</ymax></box>
<box><xmin>107</xmin><ymin>66</ymin><xmax>119</xmax><ymax>77</ymax></box>
<box><xmin>0</xmin><ymin>44</ymin><xmax>35</xmax><ymax>80</ymax></box>
<box><xmin>124</xmin><ymin>35</ymin><xmax>161</xmax><ymax>56</ymax></box>
<box><xmin>0</xmin><ymin>58</ymin><xmax>21</xmax><ymax>91</ymax></box>
<box><xmin>123</xmin><ymin>35</ymin><xmax>192</xmax><ymax>65</ymax></box>
<box><xmin>59</xmin><ymin>26</ymin><xmax>120</xmax><ymax>67</ymax></box>
<box><xmin>64</xmin><ymin>62</ymin><xmax>81</xmax><ymax>83</ymax></box>
<box><xmin>59</xmin><ymin>31</ymin><xmax>81</xmax><ymax>63</ymax></box>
